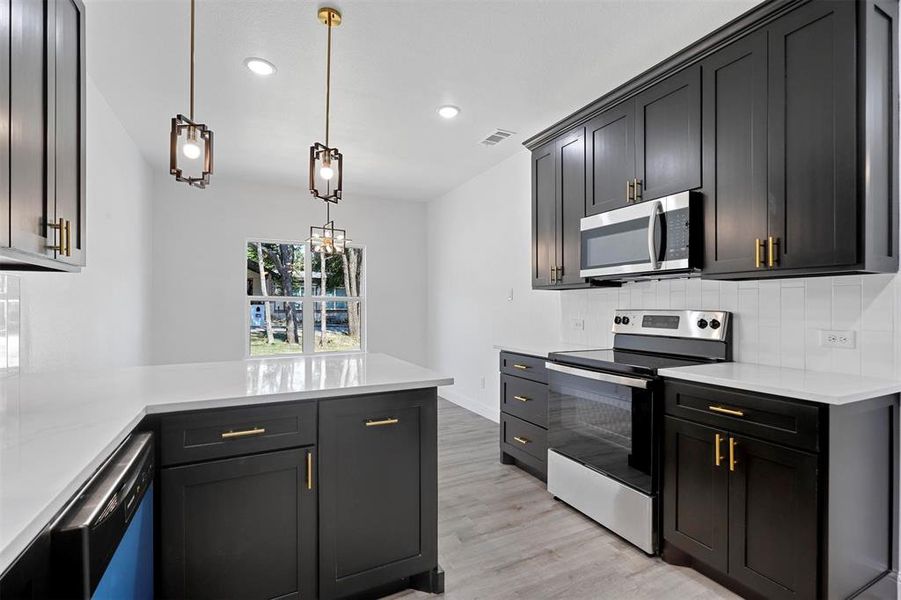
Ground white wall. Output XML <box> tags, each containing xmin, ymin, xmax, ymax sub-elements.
<box><xmin>426</xmin><ymin>152</ymin><xmax>561</xmax><ymax>420</ymax></box>
<box><xmin>8</xmin><ymin>79</ymin><xmax>153</xmax><ymax>373</ymax></box>
<box><xmin>149</xmin><ymin>176</ymin><xmax>428</xmax><ymax>366</ymax></box>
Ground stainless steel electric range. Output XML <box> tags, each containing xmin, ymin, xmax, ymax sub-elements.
<box><xmin>546</xmin><ymin>309</ymin><xmax>732</xmax><ymax>555</ymax></box>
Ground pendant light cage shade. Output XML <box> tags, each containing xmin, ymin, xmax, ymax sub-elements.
<box><xmin>309</xmin><ymin>220</ymin><xmax>348</xmax><ymax>255</ymax></box>
<box><xmin>170</xmin><ymin>114</ymin><xmax>214</xmax><ymax>188</ymax></box>
<box><xmin>310</xmin><ymin>142</ymin><xmax>343</xmax><ymax>203</ymax></box>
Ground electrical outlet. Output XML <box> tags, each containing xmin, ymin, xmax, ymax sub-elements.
<box><xmin>819</xmin><ymin>329</ymin><xmax>856</xmax><ymax>349</ymax></box>
<box><xmin>571</xmin><ymin>318</ymin><xmax>585</xmax><ymax>331</ymax></box>
<box><xmin>480</xmin><ymin>376</ymin><xmax>486</xmax><ymax>390</ymax></box>
<box><xmin>507</xmin><ymin>288</ymin><xmax>514</xmax><ymax>302</ymax></box>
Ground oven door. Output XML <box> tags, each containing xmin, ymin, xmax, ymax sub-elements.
<box><xmin>580</xmin><ymin>191</ymin><xmax>693</xmax><ymax>279</ymax></box>
<box><xmin>545</xmin><ymin>362</ymin><xmax>658</xmax><ymax>495</ymax></box>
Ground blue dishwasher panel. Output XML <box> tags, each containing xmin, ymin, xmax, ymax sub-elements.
<box><xmin>92</xmin><ymin>483</ymin><xmax>154</xmax><ymax>600</ymax></box>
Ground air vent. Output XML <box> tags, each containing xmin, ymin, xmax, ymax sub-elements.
<box><xmin>480</xmin><ymin>129</ymin><xmax>516</xmax><ymax>146</ymax></box>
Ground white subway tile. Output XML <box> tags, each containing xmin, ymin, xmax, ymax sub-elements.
<box><xmin>860</xmin><ymin>274</ymin><xmax>895</xmax><ymax>332</ymax></box>
<box><xmin>758</xmin><ymin>281</ymin><xmax>781</xmax><ymax>328</ymax></box>
<box><xmin>805</xmin><ymin>278</ymin><xmax>832</xmax><ymax>328</ymax></box>
<box><xmin>860</xmin><ymin>330</ymin><xmax>894</xmax><ymax>378</ymax></box>
<box><xmin>757</xmin><ymin>325</ymin><xmax>781</xmax><ymax>366</ymax></box>
<box><xmin>832</xmin><ymin>283</ymin><xmax>861</xmax><ymax>330</ymax></box>
<box><xmin>685</xmin><ymin>278</ymin><xmax>702</xmax><ymax>309</ymax></box>
<box><xmin>736</xmin><ymin>288</ymin><xmax>759</xmax><ymax>363</ymax></box>
<box><xmin>780</xmin><ymin>286</ymin><xmax>805</xmax><ymax>369</ymax></box>
<box><xmin>804</xmin><ymin>328</ymin><xmax>833</xmax><ymax>373</ymax></box>
<box><xmin>656</xmin><ymin>280</ymin><xmax>671</xmax><ymax>309</ymax></box>
<box><xmin>701</xmin><ymin>280</ymin><xmax>720</xmax><ymax>310</ymax></box>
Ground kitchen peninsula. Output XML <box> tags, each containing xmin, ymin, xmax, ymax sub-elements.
<box><xmin>0</xmin><ymin>353</ymin><xmax>452</xmax><ymax>599</ymax></box>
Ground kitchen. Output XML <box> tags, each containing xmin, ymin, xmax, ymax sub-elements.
<box><xmin>1</xmin><ymin>0</ymin><xmax>899</xmax><ymax>599</ymax></box>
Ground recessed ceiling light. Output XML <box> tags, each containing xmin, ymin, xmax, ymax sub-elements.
<box><xmin>244</xmin><ymin>57</ymin><xmax>277</xmax><ymax>76</ymax></box>
<box><xmin>437</xmin><ymin>105</ymin><xmax>460</xmax><ymax>119</ymax></box>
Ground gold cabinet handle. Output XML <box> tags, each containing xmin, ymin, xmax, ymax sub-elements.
<box><xmin>221</xmin><ymin>426</ymin><xmax>266</xmax><ymax>440</ymax></box>
<box><xmin>708</xmin><ymin>405</ymin><xmax>745</xmax><ymax>417</ymax></box>
<box><xmin>768</xmin><ymin>236</ymin><xmax>778</xmax><ymax>268</ymax></box>
<box><xmin>729</xmin><ymin>437</ymin><xmax>738</xmax><ymax>472</ymax></box>
<box><xmin>47</xmin><ymin>218</ymin><xmax>64</xmax><ymax>252</ymax></box>
<box><xmin>633</xmin><ymin>178</ymin><xmax>642</xmax><ymax>202</ymax></box>
<box><xmin>306</xmin><ymin>451</ymin><xmax>313</xmax><ymax>490</ymax></box>
<box><xmin>626</xmin><ymin>179</ymin><xmax>634</xmax><ymax>203</ymax></box>
<box><xmin>512</xmin><ymin>364</ymin><xmax>530</xmax><ymax>370</ymax></box>
<box><xmin>714</xmin><ymin>433</ymin><xmax>723</xmax><ymax>467</ymax></box>
<box><xmin>755</xmin><ymin>238</ymin><xmax>766</xmax><ymax>268</ymax></box>
<box><xmin>513</xmin><ymin>436</ymin><xmax>530</xmax><ymax>445</ymax></box>
<box><xmin>365</xmin><ymin>418</ymin><xmax>399</xmax><ymax>427</ymax></box>
<box><xmin>513</xmin><ymin>395</ymin><xmax>530</xmax><ymax>402</ymax></box>
<box><xmin>64</xmin><ymin>220</ymin><xmax>71</xmax><ymax>256</ymax></box>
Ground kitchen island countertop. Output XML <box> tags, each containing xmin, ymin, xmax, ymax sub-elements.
<box><xmin>0</xmin><ymin>353</ymin><xmax>452</xmax><ymax>575</ymax></box>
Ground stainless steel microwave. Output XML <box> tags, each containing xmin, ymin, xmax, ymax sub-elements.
<box><xmin>580</xmin><ymin>191</ymin><xmax>699</xmax><ymax>280</ymax></box>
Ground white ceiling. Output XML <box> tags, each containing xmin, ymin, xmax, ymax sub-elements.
<box><xmin>87</xmin><ymin>0</ymin><xmax>760</xmax><ymax>202</ymax></box>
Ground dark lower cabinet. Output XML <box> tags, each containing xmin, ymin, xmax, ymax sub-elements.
<box><xmin>318</xmin><ymin>389</ymin><xmax>438</xmax><ymax>599</ymax></box>
<box><xmin>663</xmin><ymin>381</ymin><xmax>896</xmax><ymax>599</ymax></box>
<box><xmin>161</xmin><ymin>447</ymin><xmax>317</xmax><ymax>600</ymax></box>
<box><xmin>728</xmin><ymin>435</ymin><xmax>818</xmax><ymax>600</ymax></box>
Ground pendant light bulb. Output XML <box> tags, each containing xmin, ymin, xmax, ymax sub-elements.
<box><xmin>182</xmin><ymin>139</ymin><xmax>202</xmax><ymax>160</ymax></box>
<box><xmin>319</xmin><ymin>164</ymin><xmax>335</xmax><ymax>180</ymax></box>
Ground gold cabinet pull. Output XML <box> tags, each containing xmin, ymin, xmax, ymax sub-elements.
<box><xmin>755</xmin><ymin>238</ymin><xmax>766</xmax><ymax>268</ymax></box>
<box><xmin>633</xmin><ymin>178</ymin><xmax>642</xmax><ymax>202</ymax></box>
<box><xmin>513</xmin><ymin>436</ymin><xmax>530</xmax><ymax>445</ymax></box>
<box><xmin>365</xmin><ymin>418</ymin><xmax>399</xmax><ymax>427</ymax></box>
<box><xmin>729</xmin><ymin>437</ymin><xmax>738</xmax><ymax>472</ymax></box>
<box><xmin>221</xmin><ymin>426</ymin><xmax>266</xmax><ymax>440</ymax></box>
<box><xmin>708</xmin><ymin>405</ymin><xmax>745</xmax><ymax>417</ymax></box>
<box><xmin>714</xmin><ymin>433</ymin><xmax>723</xmax><ymax>467</ymax></box>
<box><xmin>306</xmin><ymin>451</ymin><xmax>313</xmax><ymax>490</ymax></box>
<box><xmin>512</xmin><ymin>364</ymin><xmax>530</xmax><ymax>370</ymax></box>
<box><xmin>768</xmin><ymin>236</ymin><xmax>779</xmax><ymax>268</ymax></box>
<box><xmin>64</xmin><ymin>220</ymin><xmax>71</xmax><ymax>256</ymax></box>
<box><xmin>626</xmin><ymin>179</ymin><xmax>633</xmax><ymax>203</ymax></box>
<box><xmin>513</xmin><ymin>395</ymin><xmax>530</xmax><ymax>402</ymax></box>
<box><xmin>47</xmin><ymin>218</ymin><xmax>64</xmax><ymax>252</ymax></box>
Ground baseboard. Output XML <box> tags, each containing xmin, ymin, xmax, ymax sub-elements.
<box><xmin>438</xmin><ymin>387</ymin><xmax>499</xmax><ymax>423</ymax></box>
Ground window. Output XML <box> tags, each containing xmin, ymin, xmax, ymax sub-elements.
<box><xmin>246</xmin><ymin>241</ymin><xmax>364</xmax><ymax>356</ymax></box>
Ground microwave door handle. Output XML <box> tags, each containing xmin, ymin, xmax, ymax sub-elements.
<box><xmin>647</xmin><ymin>200</ymin><xmax>663</xmax><ymax>270</ymax></box>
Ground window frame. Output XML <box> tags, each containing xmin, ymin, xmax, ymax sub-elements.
<box><xmin>245</xmin><ymin>238</ymin><xmax>367</xmax><ymax>358</ymax></box>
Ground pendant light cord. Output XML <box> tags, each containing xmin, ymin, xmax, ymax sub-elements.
<box><xmin>189</xmin><ymin>0</ymin><xmax>195</xmax><ymax>121</ymax></box>
<box><xmin>324</xmin><ymin>12</ymin><xmax>332</xmax><ymax>147</ymax></box>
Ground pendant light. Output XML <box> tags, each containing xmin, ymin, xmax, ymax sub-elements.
<box><xmin>170</xmin><ymin>0</ymin><xmax>214</xmax><ymax>188</ymax></box>
<box><xmin>309</xmin><ymin>7</ymin><xmax>343</xmax><ymax>203</ymax></box>
<box><xmin>308</xmin><ymin>202</ymin><xmax>348</xmax><ymax>255</ymax></box>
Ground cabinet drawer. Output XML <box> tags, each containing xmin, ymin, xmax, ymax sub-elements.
<box><xmin>160</xmin><ymin>402</ymin><xmax>317</xmax><ymax>466</ymax></box>
<box><xmin>501</xmin><ymin>413</ymin><xmax>547</xmax><ymax>463</ymax></box>
<box><xmin>501</xmin><ymin>374</ymin><xmax>548</xmax><ymax>427</ymax></box>
<box><xmin>499</xmin><ymin>352</ymin><xmax>547</xmax><ymax>384</ymax></box>
<box><xmin>665</xmin><ymin>381</ymin><xmax>820</xmax><ymax>452</ymax></box>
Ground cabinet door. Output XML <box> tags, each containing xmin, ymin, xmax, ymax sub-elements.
<box><xmin>531</xmin><ymin>141</ymin><xmax>556</xmax><ymax>288</ymax></box>
<box><xmin>555</xmin><ymin>127</ymin><xmax>586</xmax><ymax>286</ymax></box>
<box><xmin>663</xmin><ymin>417</ymin><xmax>729</xmax><ymax>572</ymax></box>
<box><xmin>319</xmin><ymin>390</ymin><xmax>437</xmax><ymax>599</ymax></box>
<box><xmin>161</xmin><ymin>447</ymin><xmax>317</xmax><ymax>600</ymax></box>
<box><xmin>635</xmin><ymin>64</ymin><xmax>701</xmax><ymax>201</ymax></box>
<box><xmin>728</xmin><ymin>435</ymin><xmax>818</xmax><ymax>600</ymax></box>
<box><xmin>701</xmin><ymin>31</ymin><xmax>768</xmax><ymax>275</ymax></box>
<box><xmin>585</xmin><ymin>102</ymin><xmax>635</xmax><ymax>216</ymax></box>
<box><xmin>0</xmin><ymin>0</ymin><xmax>9</xmax><ymax>248</ymax></box>
<box><xmin>50</xmin><ymin>0</ymin><xmax>85</xmax><ymax>265</ymax></box>
<box><xmin>10</xmin><ymin>0</ymin><xmax>51</xmax><ymax>257</ymax></box>
<box><xmin>767</xmin><ymin>0</ymin><xmax>856</xmax><ymax>270</ymax></box>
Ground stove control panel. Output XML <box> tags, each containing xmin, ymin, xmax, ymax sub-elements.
<box><xmin>611</xmin><ymin>309</ymin><xmax>730</xmax><ymax>341</ymax></box>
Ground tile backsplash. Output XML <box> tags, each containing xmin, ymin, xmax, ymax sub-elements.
<box><xmin>0</xmin><ymin>274</ymin><xmax>20</xmax><ymax>374</ymax></box>
<box><xmin>560</xmin><ymin>274</ymin><xmax>901</xmax><ymax>379</ymax></box>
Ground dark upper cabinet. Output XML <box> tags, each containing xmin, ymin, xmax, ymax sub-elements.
<box><xmin>161</xmin><ymin>447</ymin><xmax>317</xmax><ymax>600</ymax></box>
<box><xmin>318</xmin><ymin>389</ymin><xmax>438</xmax><ymax>599</ymax></box>
<box><xmin>701</xmin><ymin>31</ymin><xmax>768</xmax><ymax>275</ymax></box>
<box><xmin>767</xmin><ymin>0</ymin><xmax>857</xmax><ymax>272</ymax></box>
<box><xmin>586</xmin><ymin>103</ymin><xmax>635</xmax><ymax>216</ymax></box>
<box><xmin>531</xmin><ymin>128</ymin><xmax>590</xmax><ymax>289</ymax></box>
<box><xmin>531</xmin><ymin>141</ymin><xmax>555</xmax><ymax>288</ymax></box>
<box><xmin>728</xmin><ymin>434</ymin><xmax>818</xmax><ymax>600</ymax></box>
<box><xmin>662</xmin><ymin>417</ymin><xmax>728</xmax><ymax>573</ymax></box>
<box><xmin>1</xmin><ymin>0</ymin><xmax>84</xmax><ymax>271</ymax></box>
<box><xmin>634</xmin><ymin>64</ymin><xmax>701</xmax><ymax>202</ymax></box>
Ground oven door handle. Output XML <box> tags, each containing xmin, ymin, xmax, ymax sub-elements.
<box><xmin>545</xmin><ymin>362</ymin><xmax>650</xmax><ymax>389</ymax></box>
<box><xmin>647</xmin><ymin>200</ymin><xmax>663</xmax><ymax>271</ymax></box>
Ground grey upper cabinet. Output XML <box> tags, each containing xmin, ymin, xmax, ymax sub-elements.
<box><xmin>634</xmin><ymin>65</ymin><xmax>701</xmax><ymax>203</ymax></box>
<box><xmin>767</xmin><ymin>0</ymin><xmax>857</xmax><ymax>272</ymax></box>
<box><xmin>586</xmin><ymin>103</ymin><xmax>635</xmax><ymax>216</ymax></box>
<box><xmin>701</xmin><ymin>31</ymin><xmax>768</xmax><ymax>275</ymax></box>
<box><xmin>1</xmin><ymin>0</ymin><xmax>84</xmax><ymax>271</ymax></box>
<box><xmin>531</xmin><ymin>141</ymin><xmax>555</xmax><ymax>288</ymax></box>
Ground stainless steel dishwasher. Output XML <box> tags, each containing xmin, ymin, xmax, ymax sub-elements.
<box><xmin>52</xmin><ymin>432</ymin><xmax>155</xmax><ymax>600</ymax></box>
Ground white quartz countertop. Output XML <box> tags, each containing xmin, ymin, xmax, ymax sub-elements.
<box><xmin>0</xmin><ymin>353</ymin><xmax>452</xmax><ymax>575</ymax></box>
<box><xmin>659</xmin><ymin>362</ymin><xmax>901</xmax><ymax>405</ymax></box>
<box><xmin>493</xmin><ymin>342</ymin><xmax>594</xmax><ymax>359</ymax></box>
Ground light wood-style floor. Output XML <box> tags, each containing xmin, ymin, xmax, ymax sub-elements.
<box><xmin>388</xmin><ymin>399</ymin><xmax>738</xmax><ymax>600</ymax></box>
